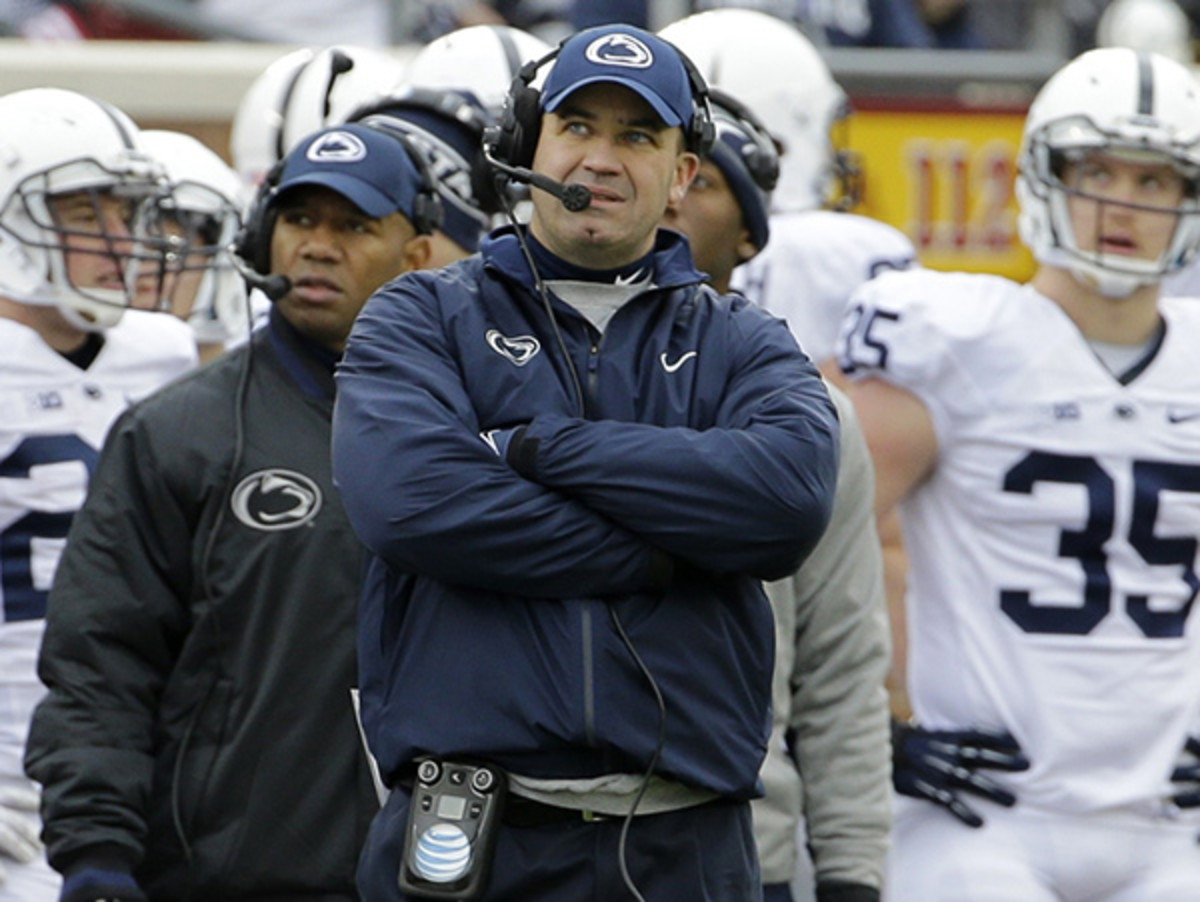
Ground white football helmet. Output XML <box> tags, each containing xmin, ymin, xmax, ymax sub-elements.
<box><xmin>1016</xmin><ymin>47</ymin><xmax>1200</xmax><ymax>297</ymax></box>
<box><xmin>659</xmin><ymin>8</ymin><xmax>858</xmax><ymax>213</ymax></box>
<box><xmin>1096</xmin><ymin>0</ymin><xmax>1192</xmax><ymax>66</ymax></box>
<box><xmin>230</xmin><ymin>45</ymin><xmax>407</xmax><ymax>191</ymax></box>
<box><xmin>400</xmin><ymin>24</ymin><xmax>553</xmax><ymax>118</ymax></box>
<box><xmin>140</xmin><ymin>130</ymin><xmax>249</xmax><ymax>346</ymax></box>
<box><xmin>0</xmin><ymin>88</ymin><xmax>167</xmax><ymax>331</ymax></box>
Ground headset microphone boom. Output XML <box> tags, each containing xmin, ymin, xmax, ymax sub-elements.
<box><xmin>481</xmin><ymin>138</ymin><xmax>592</xmax><ymax>212</ymax></box>
<box><xmin>231</xmin><ymin>255</ymin><xmax>293</xmax><ymax>302</ymax></box>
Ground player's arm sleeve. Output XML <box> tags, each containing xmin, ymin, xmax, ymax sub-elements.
<box><xmin>782</xmin><ymin>389</ymin><xmax>891</xmax><ymax>892</ymax></box>
<box><xmin>332</xmin><ymin>281</ymin><xmax>672</xmax><ymax>599</ymax></box>
<box><xmin>498</xmin><ymin>310</ymin><xmax>840</xmax><ymax>581</ymax></box>
<box><xmin>836</xmin><ymin>268</ymin><xmax>982</xmax><ymax>446</ymax></box>
<box><xmin>24</xmin><ymin>410</ymin><xmax>193</xmax><ymax>881</ymax></box>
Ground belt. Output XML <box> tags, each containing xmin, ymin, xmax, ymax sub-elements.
<box><xmin>390</xmin><ymin>765</ymin><xmax>616</xmax><ymax>826</ymax></box>
<box><xmin>502</xmin><ymin>795</ymin><xmax>618</xmax><ymax>827</ymax></box>
<box><xmin>501</xmin><ymin>794</ymin><xmax>734</xmax><ymax>828</ymax></box>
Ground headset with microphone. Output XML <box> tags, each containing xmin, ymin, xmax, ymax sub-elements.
<box><xmin>481</xmin><ymin>38</ymin><xmax>715</xmax><ymax>214</ymax></box>
<box><xmin>231</xmin><ymin>167</ymin><xmax>293</xmax><ymax>302</ymax></box>
<box><xmin>481</xmin><ymin>143</ymin><xmax>593</xmax><ymax>213</ymax></box>
<box><xmin>232</xmin><ymin>127</ymin><xmax>444</xmax><ymax>302</ymax></box>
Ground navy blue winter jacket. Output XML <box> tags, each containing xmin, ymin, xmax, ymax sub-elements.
<box><xmin>332</xmin><ymin>227</ymin><xmax>839</xmax><ymax>800</ymax></box>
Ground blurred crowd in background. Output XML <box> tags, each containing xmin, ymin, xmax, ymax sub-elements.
<box><xmin>0</xmin><ymin>0</ymin><xmax>1196</xmax><ymax>62</ymax></box>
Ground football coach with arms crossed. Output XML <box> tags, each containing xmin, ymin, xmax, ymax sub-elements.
<box><xmin>332</xmin><ymin>23</ymin><xmax>840</xmax><ymax>902</ymax></box>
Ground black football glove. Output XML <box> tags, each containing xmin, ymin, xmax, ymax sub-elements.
<box><xmin>1170</xmin><ymin>735</ymin><xmax>1200</xmax><ymax>809</ymax></box>
<box><xmin>60</xmin><ymin>866</ymin><xmax>147</xmax><ymax>902</ymax></box>
<box><xmin>816</xmin><ymin>880</ymin><xmax>879</xmax><ymax>902</ymax></box>
<box><xmin>892</xmin><ymin>718</ymin><xmax>1030</xmax><ymax>828</ymax></box>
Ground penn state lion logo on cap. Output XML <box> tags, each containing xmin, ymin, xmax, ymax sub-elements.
<box><xmin>584</xmin><ymin>33</ymin><xmax>654</xmax><ymax>69</ymax></box>
<box><xmin>306</xmin><ymin>130</ymin><xmax>368</xmax><ymax>163</ymax></box>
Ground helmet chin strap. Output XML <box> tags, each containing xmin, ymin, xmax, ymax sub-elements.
<box><xmin>1037</xmin><ymin>240</ymin><xmax>1154</xmax><ymax>298</ymax></box>
<box><xmin>1070</xmin><ymin>262</ymin><xmax>1153</xmax><ymax>298</ymax></box>
<box><xmin>1043</xmin><ymin>193</ymin><xmax>1170</xmax><ymax>298</ymax></box>
<box><xmin>54</xmin><ymin>285</ymin><xmax>129</xmax><ymax>331</ymax></box>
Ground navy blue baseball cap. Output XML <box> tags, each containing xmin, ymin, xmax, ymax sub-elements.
<box><xmin>274</xmin><ymin>123</ymin><xmax>424</xmax><ymax>221</ymax></box>
<box><xmin>541</xmin><ymin>25</ymin><xmax>695</xmax><ymax>130</ymax></box>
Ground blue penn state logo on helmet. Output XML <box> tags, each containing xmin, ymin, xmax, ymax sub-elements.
<box><xmin>231</xmin><ymin>468</ymin><xmax>323</xmax><ymax>531</ymax></box>
<box><xmin>306</xmin><ymin>130</ymin><xmax>368</xmax><ymax>163</ymax></box>
<box><xmin>584</xmin><ymin>33</ymin><xmax>653</xmax><ymax>69</ymax></box>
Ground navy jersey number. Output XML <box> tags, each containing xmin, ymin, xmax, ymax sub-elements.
<box><xmin>1000</xmin><ymin>451</ymin><xmax>1199</xmax><ymax>638</ymax></box>
<box><xmin>838</xmin><ymin>302</ymin><xmax>901</xmax><ymax>375</ymax></box>
<box><xmin>0</xmin><ymin>435</ymin><xmax>98</xmax><ymax>622</ymax></box>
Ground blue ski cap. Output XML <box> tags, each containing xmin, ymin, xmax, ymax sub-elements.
<box><xmin>709</xmin><ymin>110</ymin><xmax>772</xmax><ymax>251</ymax></box>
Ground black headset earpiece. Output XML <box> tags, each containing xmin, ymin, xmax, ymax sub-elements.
<box><xmin>484</xmin><ymin>37</ymin><xmax>715</xmax><ymax>169</ymax></box>
<box><xmin>389</xmin><ymin>129</ymin><xmax>445</xmax><ymax>237</ymax></box>
<box><xmin>675</xmin><ymin>48</ymin><xmax>715</xmax><ymax>157</ymax></box>
<box><xmin>233</xmin><ymin>157</ymin><xmax>285</xmax><ymax>276</ymax></box>
<box><xmin>707</xmin><ymin>88</ymin><xmax>779</xmax><ymax>192</ymax></box>
<box><xmin>485</xmin><ymin>49</ymin><xmax>558</xmax><ymax>171</ymax></box>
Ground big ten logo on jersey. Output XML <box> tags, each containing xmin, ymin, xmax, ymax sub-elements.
<box><xmin>0</xmin><ymin>434</ymin><xmax>98</xmax><ymax>622</ymax></box>
<box><xmin>847</xmin><ymin>104</ymin><xmax>1034</xmax><ymax>281</ymax></box>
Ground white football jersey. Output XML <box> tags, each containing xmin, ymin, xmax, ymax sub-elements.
<box><xmin>1162</xmin><ymin>256</ymin><xmax>1200</xmax><ymax>299</ymax></box>
<box><xmin>0</xmin><ymin>311</ymin><xmax>195</xmax><ymax>779</ymax></box>
<box><xmin>841</xmin><ymin>268</ymin><xmax>1200</xmax><ymax>818</ymax></box>
<box><xmin>733</xmin><ymin>209</ymin><xmax>915</xmax><ymax>363</ymax></box>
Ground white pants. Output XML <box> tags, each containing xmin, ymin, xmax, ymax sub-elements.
<box><xmin>0</xmin><ymin>623</ymin><xmax>57</xmax><ymax>900</ymax></box>
<box><xmin>886</xmin><ymin>795</ymin><xmax>1200</xmax><ymax>902</ymax></box>
<box><xmin>0</xmin><ymin>849</ymin><xmax>58</xmax><ymax>902</ymax></box>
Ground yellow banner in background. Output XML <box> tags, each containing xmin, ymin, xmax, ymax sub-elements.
<box><xmin>847</xmin><ymin>105</ymin><xmax>1035</xmax><ymax>282</ymax></box>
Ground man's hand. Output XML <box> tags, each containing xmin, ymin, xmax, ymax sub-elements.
<box><xmin>892</xmin><ymin>719</ymin><xmax>1030</xmax><ymax>828</ymax></box>
<box><xmin>61</xmin><ymin>866</ymin><xmax>147</xmax><ymax>902</ymax></box>
<box><xmin>1170</xmin><ymin>735</ymin><xmax>1200</xmax><ymax>809</ymax></box>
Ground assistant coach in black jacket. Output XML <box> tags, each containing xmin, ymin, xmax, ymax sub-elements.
<box><xmin>24</xmin><ymin>122</ymin><xmax>458</xmax><ymax>902</ymax></box>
